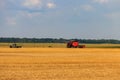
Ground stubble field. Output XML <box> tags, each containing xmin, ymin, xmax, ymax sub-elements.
<box><xmin>0</xmin><ymin>48</ymin><xmax>120</xmax><ymax>80</ymax></box>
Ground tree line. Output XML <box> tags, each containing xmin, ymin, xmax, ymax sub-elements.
<box><xmin>0</xmin><ymin>37</ymin><xmax>120</xmax><ymax>44</ymax></box>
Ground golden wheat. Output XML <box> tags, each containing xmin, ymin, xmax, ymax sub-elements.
<box><xmin>0</xmin><ymin>48</ymin><xmax>120</xmax><ymax>80</ymax></box>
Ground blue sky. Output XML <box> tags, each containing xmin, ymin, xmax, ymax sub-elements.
<box><xmin>0</xmin><ymin>0</ymin><xmax>120</xmax><ymax>39</ymax></box>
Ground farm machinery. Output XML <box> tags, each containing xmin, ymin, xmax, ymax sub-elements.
<box><xmin>10</xmin><ymin>43</ymin><xmax>22</xmax><ymax>48</ymax></box>
<box><xmin>67</xmin><ymin>40</ymin><xmax>85</xmax><ymax>48</ymax></box>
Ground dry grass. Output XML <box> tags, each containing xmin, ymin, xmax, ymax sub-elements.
<box><xmin>0</xmin><ymin>48</ymin><xmax>120</xmax><ymax>80</ymax></box>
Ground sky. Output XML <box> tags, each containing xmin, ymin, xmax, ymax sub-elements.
<box><xmin>0</xmin><ymin>0</ymin><xmax>120</xmax><ymax>39</ymax></box>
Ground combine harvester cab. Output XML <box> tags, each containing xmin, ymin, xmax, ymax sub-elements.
<box><xmin>67</xmin><ymin>40</ymin><xmax>85</xmax><ymax>48</ymax></box>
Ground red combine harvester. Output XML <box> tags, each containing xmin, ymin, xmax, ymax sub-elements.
<box><xmin>67</xmin><ymin>40</ymin><xmax>85</xmax><ymax>48</ymax></box>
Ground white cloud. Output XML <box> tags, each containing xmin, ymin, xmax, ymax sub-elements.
<box><xmin>47</xmin><ymin>2</ymin><xmax>56</xmax><ymax>8</ymax></box>
<box><xmin>23</xmin><ymin>0</ymin><xmax>42</xmax><ymax>9</ymax></box>
<box><xmin>20</xmin><ymin>11</ymin><xmax>42</xmax><ymax>18</ymax></box>
<box><xmin>108</xmin><ymin>0</ymin><xmax>120</xmax><ymax>5</ymax></box>
<box><xmin>81</xmin><ymin>5</ymin><xmax>94</xmax><ymax>11</ymax></box>
<box><xmin>0</xmin><ymin>0</ymin><xmax>4</xmax><ymax>7</ymax></box>
<box><xmin>93</xmin><ymin>0</ymin><xmax>108</xmax><ymax>4</ymax></box>
<box><xmin>0</xmin><ymin>0</ymin><xmax>7</xmax><ymax>10</ymax></box>
<box><xmin>22</xmin><ymin>0</ymin><xmax>56</xmax><ymax>10</ymax></box>
<box><xmin>109</xmin><ymin>0</ymin><xmax>120</xmax><ymax>3</ymax></box>
<box><xmin>6</xmin><ymin>17</ymin><xmax>17</xmax><ymax>26</ymax></box>
<box><xmin>105</xmin><ymin>12</ymin><xmax>120</xmax><ymax>19</ymax></box>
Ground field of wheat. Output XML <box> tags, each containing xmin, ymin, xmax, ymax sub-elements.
<box><xmin>0</xmin><ymin>48</ymin><xmax>120</xmax><ymax>80</ymax></box>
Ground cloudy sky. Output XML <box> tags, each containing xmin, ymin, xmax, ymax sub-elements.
<box><xmin>0</xmin><ymin>0</ymin><xmax>120</xmax><ymax>39</ymax></box>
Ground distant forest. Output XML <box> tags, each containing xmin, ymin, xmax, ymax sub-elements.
<box><xmin>0</xmin><ymin>37</ymin><xmax>120</xmax><ymax>44</ymax></box>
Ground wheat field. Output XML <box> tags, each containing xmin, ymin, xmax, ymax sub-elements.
<box><xmin>0</xmin><ymin>48</ymin><xmax>120</xmax><ymax>80</ymax></box>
